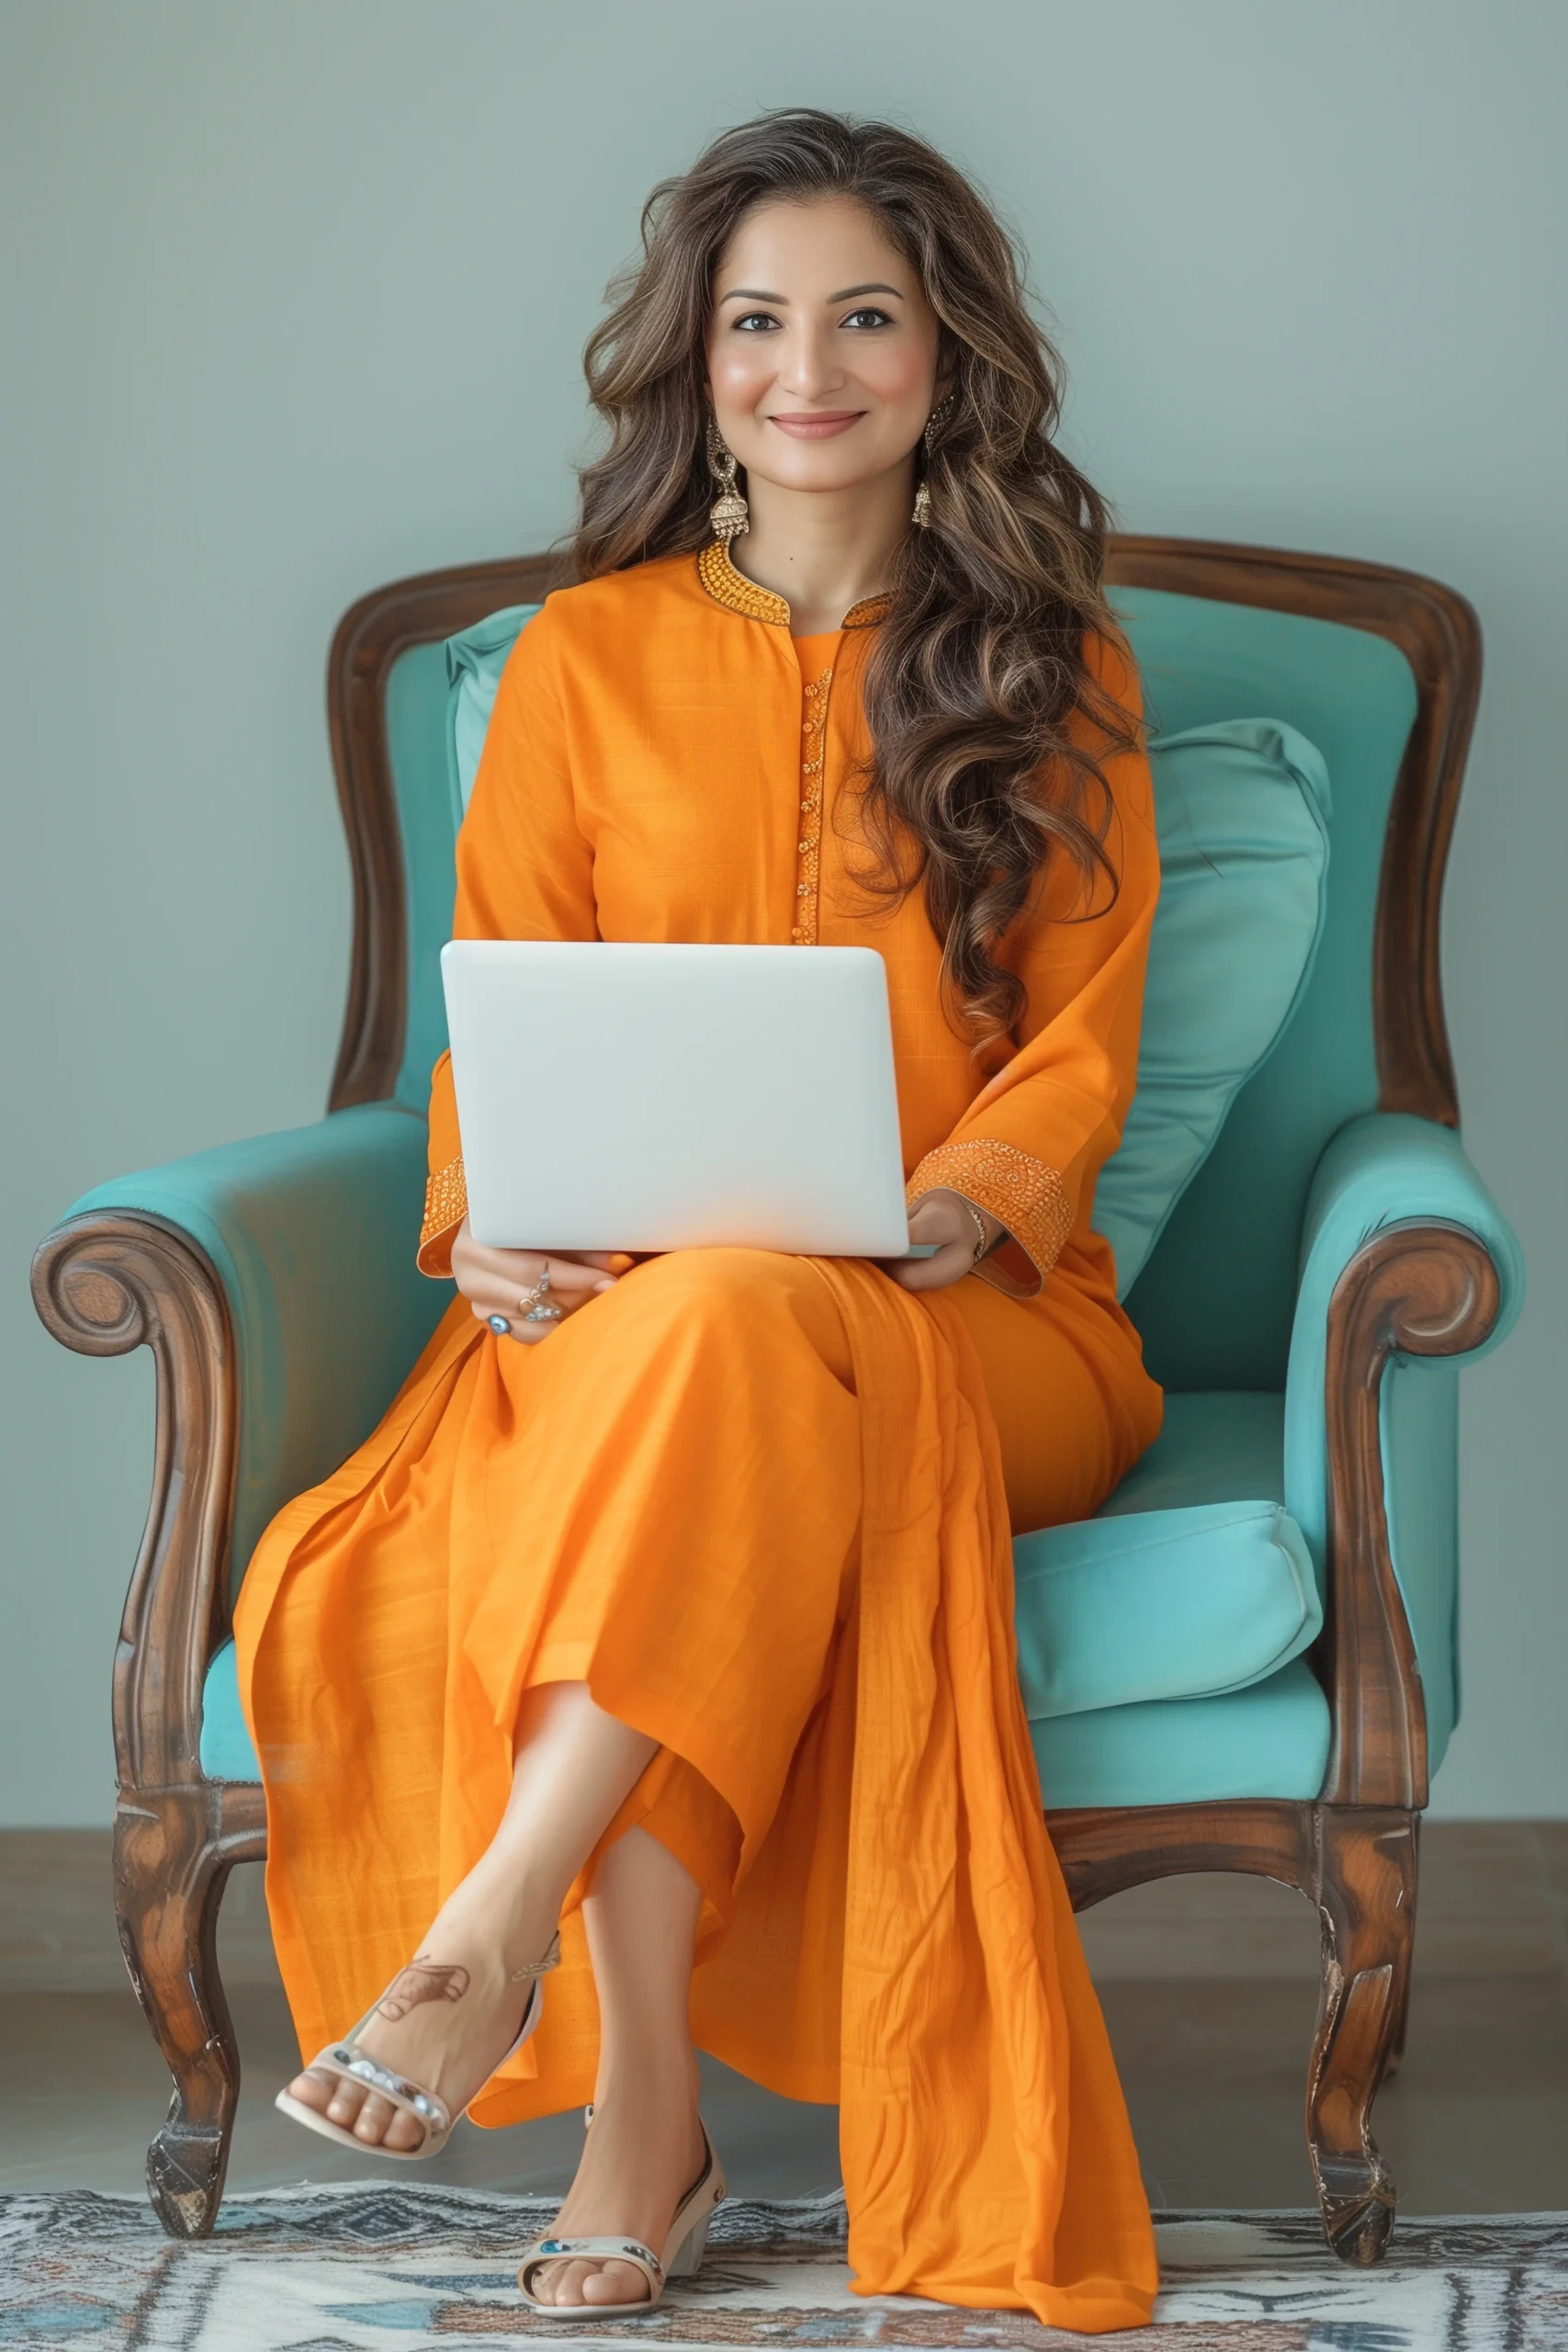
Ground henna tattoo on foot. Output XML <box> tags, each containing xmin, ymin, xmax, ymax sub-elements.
<box><xmin>375</xmin><ymin>1957</ymin><xmax>471</xmax><ymax>2021</ymax></box>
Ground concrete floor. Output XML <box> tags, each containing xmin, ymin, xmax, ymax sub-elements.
<box><xmin>6</xmin><ymin>1968</ymin><xmax>1563</xmax><ymax>2217</ymax></box>
<box><xmin>3</xmin><ymin>1823</ymin><xmax>1564</xmax><ymax>2217</ymax></box>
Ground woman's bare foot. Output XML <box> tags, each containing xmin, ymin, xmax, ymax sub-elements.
<box><xmin>282</xmin><ymin>1687</ymin><xmax>663</xmax><ymax>2154</ymax></box>
<box><xmin>285</xmin><ymin>1865</ymin><xmax>559</xmax><ymax>2152</ymax></box>
<box><xmin>524</xmin><ymin>2048</ymin><xmax>707</xmax><ymax>2308</ymax></box>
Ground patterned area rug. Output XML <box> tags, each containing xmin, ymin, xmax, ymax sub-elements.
<box><xmin>3</xmin><ymin>2185</ymin><xmax>1566</xmax><ymax>2350</ymax></box>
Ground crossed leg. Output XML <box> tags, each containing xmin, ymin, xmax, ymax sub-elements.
<box><xmin>283</xmin><ymin>1679</ymin><xmax>706</xmax><ymax>2310</ymax></box>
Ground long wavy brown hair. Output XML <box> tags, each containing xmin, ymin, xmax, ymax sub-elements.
<box><xmin>574</xmin><ymin>108</ymin><xmax>1136</xmax><ymax>1038</ymax></box>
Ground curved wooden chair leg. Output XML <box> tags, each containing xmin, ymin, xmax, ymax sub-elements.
<box><xmin>1307</xmin><ymin>1805</ymin><xmax>1417</xmax><ymax>2265</ymax></box>
<box><xmin>1382</xmin><ymin>1962</ymin><xmax>1414</xmax><ymax>2083</ymax></box>
<box><xmin>114</xmin><ymin>1785</ymin><xmax>253</xmax><ymax>2239</ymax></box>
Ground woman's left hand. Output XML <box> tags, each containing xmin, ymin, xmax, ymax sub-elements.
<box><xmin>886</xmin><ymin>1187</ymin><xmax>1004</xmax><ymax>1291</ymax></box>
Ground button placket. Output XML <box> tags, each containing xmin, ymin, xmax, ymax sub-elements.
<box><xmin>791</xmin><ymin>668</ymin><xmax>832</xmax><ymax>944</ymax></box>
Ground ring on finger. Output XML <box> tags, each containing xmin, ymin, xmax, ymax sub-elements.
<box><xmin>519</xmin><ymin>1265</ymin><xmax>563</xmax><ymax>1325</ymax></box>
<box><xmin>487</xmin><ymin>1313</ymin><xmax>512</xmax><ymax>1338</ymax></box>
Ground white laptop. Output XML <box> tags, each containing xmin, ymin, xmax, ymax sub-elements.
<box><xmin>440</xmin><ymin>941</ymin><xmax>914</xmax><ymax>1257</ymax></box>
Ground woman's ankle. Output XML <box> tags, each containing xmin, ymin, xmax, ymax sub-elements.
<box><xmin>423</xmin><ymin>1855</ymin><xmax>565</xmax><ymax>1978</ymax></box>
<box><xmin>588</xmin><ymin>2041</ymin><xmax>702</xmax><ymax>2130</ymax></box>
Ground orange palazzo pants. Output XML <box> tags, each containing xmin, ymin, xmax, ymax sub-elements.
<box><xmin>236</xmin><ymin>1241</ymin><xmax>1160</xmax><ymax>2333</ymax></box>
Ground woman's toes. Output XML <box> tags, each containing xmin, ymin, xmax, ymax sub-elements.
<box><xmin>582</xmin><ymin>2261</ymin><xmax>649</xmax><ymax>2306</ymax></box>
<box><xmin>542</xmin><ymin>2260</ymin><xmax>591</xmax><ymax>2306</ymax></box>
<box><xmin>527</xmin><ymin>2258</ymin><xmax>649</xmax><ymax>2308</ymax></box>
<box><xmin>381</xmin><ymin>2105</ymin><xmax>427</xmax><ymax>2153</ymax></box>
<box><xmin>288</xmin><ymin>2068</ymin><xmax>339</xmax><ymax>2117</ymax></box>
<box><xmin>352</xmin><ymin>2089</ymin><xmax>399</xmax><ymax>2143</ymax></box>
<box><xmin>324</xmin><ymin>2077</ymin><xmax>369</xmax><ymax>2129</ymax></box>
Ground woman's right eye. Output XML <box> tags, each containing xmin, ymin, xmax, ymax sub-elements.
<box><xmin>732</xmin><ymin>311</ymin><xmax>782</xmax><ymax>333</ymax></box>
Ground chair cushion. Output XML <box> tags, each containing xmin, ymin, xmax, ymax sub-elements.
<box><xmin>1092</xmin><ymin>718</ymin><xmax>1331</xmax><ymax>1294</ymax></box>
<box><xmin>1014</xmin><ymin>1498</ymin><xmax>1319</xmax><ymax>1721</ymax></box>
<box><xmin>1032</xmin><ymin>1657</ymin><xmax>1330</xmax><ymax>1808</ymax></box>
<box><xmin>444</xmin><ymin>613</ymin><xmax>1329</xmax><ymax>1303</ymax></box>
<box><xmin>1015</xmin><ymin>1385</ymin><xmax>1308</xmax><ymax>1722</ymax></box>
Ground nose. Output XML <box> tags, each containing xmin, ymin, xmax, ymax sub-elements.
<box><xmin>774</xmin><ymin>319</ymin><xmax>847</xmax><ymax>402</ymax></box>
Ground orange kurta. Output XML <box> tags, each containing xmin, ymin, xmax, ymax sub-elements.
<box><xmin>235</xmin><ymin>544</ymin><xmax>1164</xmax><ymax>2332</ymax></box>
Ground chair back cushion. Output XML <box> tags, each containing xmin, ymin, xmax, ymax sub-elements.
<box><xmin>380</xmin><ymin>582</ymin><xmax>1418</xmax><ymax>1384</ymax></box>
<box><xmin>1110</xmin><ymin>588</ymin><xmax>1417</xmax><ymax>1385</ymax></box>
<box><xmin>1093</xmin><ymin>718</ymin><xmax>1328</xmax><ymax>1292</ymax></box>
<box><xmin>446</xmin><ymin>603</ymin><xmax>544</xmax><ymax>835</ymax></box>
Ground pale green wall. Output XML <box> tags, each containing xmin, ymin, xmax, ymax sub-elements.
<box><xmin>2</xmin><ymin>0</ymin><xmax>1563</xmax><ymax>1821</ymax></box>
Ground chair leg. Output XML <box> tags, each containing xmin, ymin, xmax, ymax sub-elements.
<box><xmin>1382</xmin><ymin>1961</ymin><xmax>1414</xmax><ymax>2084</ymax></box>
<box><xmin>1306</xmin><ymin>1804</ymin><xmax>1417</xmax><ymax>2266</ymax></box>
<box><xmin>114</xmin><ymin>1786</ymin><xmax>244</xmax><ymax>2240</ymax></box>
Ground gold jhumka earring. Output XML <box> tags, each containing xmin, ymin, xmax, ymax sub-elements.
<box><xmin>911</xmin><ymin>394</ymin><xmax>956</xmax><ymax>528</ymax></box>
<box><xmin>706</xmin><ymin>423</ymin><xmax>750</xmax><ymax>541</ymax></box>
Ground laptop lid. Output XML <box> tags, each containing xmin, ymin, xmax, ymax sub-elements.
<box><xmin>440</xmin><ymin>941</ymin><xmax>911</xmax><ymax>1256</ymax></box>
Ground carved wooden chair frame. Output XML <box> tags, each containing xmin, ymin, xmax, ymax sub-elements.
<box><xmin>32</xmin><ymin>537</ymin><xmax>1490</xmax><ymax>2256</ymax></box>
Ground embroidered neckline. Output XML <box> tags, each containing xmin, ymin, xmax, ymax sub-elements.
<box><xmin>696</xmin><ymin>539</ymin><xmax>892</xmax><ymax>631</ymax></box>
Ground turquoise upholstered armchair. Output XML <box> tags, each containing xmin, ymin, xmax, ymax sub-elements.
<box><xmin>32</xmin><ymin>538</ymin><xmax>1521</xmax><ymax>2260</ymax></box>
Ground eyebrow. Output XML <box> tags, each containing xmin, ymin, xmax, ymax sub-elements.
<box><xmin>716</xmin><ymin>281</ymin><xmax>907</xmax><ymax>305</ymax></box>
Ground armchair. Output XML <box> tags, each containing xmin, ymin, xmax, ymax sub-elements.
<box><xmin>32</xmin><ymin>538</ymin><xmax>1521</xmax><ymax>2260</ymax></box>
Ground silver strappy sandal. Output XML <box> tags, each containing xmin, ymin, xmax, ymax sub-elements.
<box><xmin>517</xmin><ymin>2119</ymin><xmax>726</xmax><ymax>2317</ymax></box>
<box><xmin>274</xmin><ymin>1931</ymin><xmax>561</xmax><ymax>2162</ymax></box>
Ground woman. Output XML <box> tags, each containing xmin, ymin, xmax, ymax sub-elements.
<box><xmin>237</xmin><ymin>108</ymin><xmax>1163</xmax><ymax>2331</ymax></box>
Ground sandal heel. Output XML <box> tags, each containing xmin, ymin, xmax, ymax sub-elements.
<box><xmin>667</xmin><ymin>2210</ymin><xmax>713</xmax><ymax>2277</ymax></box>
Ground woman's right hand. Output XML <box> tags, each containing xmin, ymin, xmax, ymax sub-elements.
<box><xmin>450</xmin><ymin>1220</ymin><xmax>630</xmax><ymax>1345</ymax></box>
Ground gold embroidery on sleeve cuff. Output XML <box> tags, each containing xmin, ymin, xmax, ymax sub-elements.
<box><xmin>418</xmin><ymin>1154</ymin><xmax>468</xmax><ymax>1272</ymax></box>
<box><xmin>906</xmin><ymin>1138</ymin><xmax>1073</xmax><ymax>1284</ymax></box>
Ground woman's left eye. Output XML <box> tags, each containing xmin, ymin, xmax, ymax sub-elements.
<box><xmin>840</xmin><ymin>307</ymin><xmax>893</xmax><ymax>330</ymax></box>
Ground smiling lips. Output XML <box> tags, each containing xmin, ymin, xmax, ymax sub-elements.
<box><xmin>768</xmin><ymin>410</ymin><xmax>865</xmax><ymax>438</ymax></box>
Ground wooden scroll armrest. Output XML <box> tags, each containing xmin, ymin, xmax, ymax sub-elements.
<box><xmin>31</xmin><ymin>1211</ymin><xmax>236</xmax><ymax>1802</ymax></box>
<box><xmin>29</xmin><ymin>1103</ymin><xmax>446</xmax><ymax>1797</ymax></box>
<box><xmin>1286</xmin><ymin>1113</ymin><xmax>1524</xmax><ymax>1811</ymax></box>
<box><xmin>1318</xmin><ymin>1218</ymin><xmax>1501</xmax><ymax>1810</ymax></box>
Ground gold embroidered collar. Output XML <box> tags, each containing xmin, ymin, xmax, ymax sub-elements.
<box><xmin>696</xmin><ymin>539</ymin><xmax>892</xmax><ymax>631</ymax></box>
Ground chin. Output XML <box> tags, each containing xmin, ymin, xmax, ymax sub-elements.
<box><xmin>752</xmin><ymin>453</ymin><xmax>899</xmax><ymax>497</ymax></box>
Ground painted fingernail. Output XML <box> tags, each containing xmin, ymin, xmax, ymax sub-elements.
<box><xmin>592</xmin><ymin>1280</ymin><xmax>615</xmax><ymax>1294</ymax></box>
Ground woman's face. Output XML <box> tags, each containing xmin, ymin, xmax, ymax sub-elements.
<box><xmin>706</xmin><ymin>197</ymin><xmax>942</xmax><ymax>499</ymax></box>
